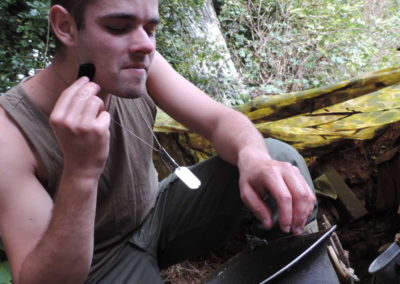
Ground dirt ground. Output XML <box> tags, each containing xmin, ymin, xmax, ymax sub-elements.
<box><xmin>309</xmin><ymin>122</ymin><xmax>400</xmax><ymax>283</ymax></box>
<box><xmin>161</xmin><ymin>122</ymin><xmax>400</xmax><ymax>283</ymax></box>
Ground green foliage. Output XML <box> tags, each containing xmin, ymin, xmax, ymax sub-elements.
<box><xmin>0</xmin><ymin>240</ymin><xmax>11</xmax><ymax>284</ymax></box>
<box><xmin>157</xmin><ymin>0</ymin><xmax>208</xmax><ymax>84</ymax></box>
<box><xmin>158</xmin><ymin>0</ymin><xmax>246</xmax><ymax>105</ymax></box>
<box><xmin>2</xmin><ymin>0</ymin><xmax>398</xmax><ymax>101</ymax></box>
<box><xmin>0</xmin><ymin>262</ymin><xmax>11</xmax><ymax>284</ymax></box>
<box><xmin>219</xmin><ymin>0</ymin><xmax>400</xmax><ymax>95</ymax></box>
<box><xmin>0</xmin><ymin>0</ymin><xmax>51</xmax><ymax>92</ymax></box>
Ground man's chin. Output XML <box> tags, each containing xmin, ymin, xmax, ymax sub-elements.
<box><xmin>110</xmin><ymin>86</ymin><xmax>148</xmax><ymax>99</ymax></box>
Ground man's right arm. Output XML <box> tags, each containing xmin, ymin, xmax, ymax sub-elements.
<box><xmin>0</xmin><ymin>77</ymin><xmax>110</xmax><ymax>284</ymax></box>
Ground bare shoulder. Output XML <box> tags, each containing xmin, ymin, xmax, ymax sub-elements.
<box><xmin>0</xmin><ymin>106</ymin><xmax>52</xmax><ymax>279</ymax></box>
<box><xmin>0</xmin><ymin>105</ymin><xmax>50</xmax><ymax>213</ymax></box>
<box><xmin>0</xmin><ymin>105</ymin><xmax>50</xmax><ymax>221</ymax></box>
<box><xmin>0</xmin><ymin>106</ymin><xmax>37</xmax><ymax>175</ymax></box>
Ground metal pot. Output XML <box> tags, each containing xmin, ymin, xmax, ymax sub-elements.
<box><xmin>204</xmin><ymin>226</ymin><xmax>339</xmax><ymax>284</ymax></box>
<box><xmin>369</xmin><ymin>242</ymin><xmax>400</xmax><ymax>284</ymax></box>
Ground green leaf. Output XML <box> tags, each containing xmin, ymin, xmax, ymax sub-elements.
<box><xmin>0</xmin><ymin>261</ymin><xmax>11</xmax><ymax>284</ymax></box>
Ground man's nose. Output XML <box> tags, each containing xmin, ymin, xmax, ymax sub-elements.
<box><xmin>128</xmin><ymin>28</ymin><xmax>155</xmax><ymax>54</ymax></box>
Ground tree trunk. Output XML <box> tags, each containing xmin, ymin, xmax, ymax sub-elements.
<box><xmin>187</xmin><ymin>1</ymin><xmax>239</xmax><ymax>82</ymax></box>
<box><xmin>158</xmin><ymin>0</ymin><xmax>247</xmax><ymax>104</ymax></box>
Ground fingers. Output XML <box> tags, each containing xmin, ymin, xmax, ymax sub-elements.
<box><xmin>295</xmin><ymin>169</ymin><xmax>316</xmax><ymax>224</ymax></box>
<box><xmin>80</xmin><ymin>95</ymin><xmax>105</xmax><ymax>124</ymax></box>
<box><xmin>241</xmin><ymin>160</ymin><xmax>316</xmax><ymax>236</ymax></box>
<box><xmin>281</xmin><ymin>164</ymin><xmax>315</xmax><ymax>234</ymax></box>
<box><xmin>259</xmin><ymin>171</ymin><xmax>293</xmax><ymax>233</ymax></box>
<box><xmin>52</xmin><ymin>77</ymin><xmax>91</xmax><ymax>118</ymax></box>
<box><xmin>240</xmin><ymin>182</ymin><xmax>273</xmax><ymax>229</ymax></box>
<box><xmin>51</xmin><ymin>78</ymin><xmax>103</xmax><ymax>128</ymax></box>
<box><xmin>96</xmin><ymin>111</ymin><xmax>111</xmax><ymax>128</ymax></box>
<box><xmin>49</xmin><ymin>77</ymin><xmax>110</xmax><ymax>175</ymax></box>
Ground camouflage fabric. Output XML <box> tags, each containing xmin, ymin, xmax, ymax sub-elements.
<box><xmin>154</xmin><ymin>68</ymin><xmax>400</xmax><ymax>176</ymax></box>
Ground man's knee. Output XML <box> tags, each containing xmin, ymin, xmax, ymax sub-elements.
<box><xmin>265</xmin><ymin>138</ymin><xmax>313</xmax><ymax>185</ymax></box>
<box><xmin>264</xmin><ymin>138</ymin><xmax>305</xmax><ymax>166</ymax></box>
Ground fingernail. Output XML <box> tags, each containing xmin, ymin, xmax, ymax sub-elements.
<box><xmin>263</xmin><ymin>218</ymin><xmax>270</xmax><ymax>228</ymax></box>
<box><xmin>283</xmin><ymin>226</ymin><xmax>290</xmax><ymax>233</ymax></box>
<box><xmin>293</xmin><ymin>227</ymin><xmax>303</xmax><ymax>235</ymax></box>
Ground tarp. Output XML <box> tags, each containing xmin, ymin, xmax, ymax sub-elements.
<box><xmin>154</xmin><ymin>67</ymin><xmax>400</xmax><ymax>175</ymax></box>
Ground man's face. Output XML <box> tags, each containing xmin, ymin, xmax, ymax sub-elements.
<box><xmin>76</xmin><ymin>0</ymin><xmax>159</xmax><ymax>98</ymax></box>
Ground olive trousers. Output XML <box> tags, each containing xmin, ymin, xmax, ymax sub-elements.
<box><xmin>89</xmin><ymin>139</ymin><xmax>316</xmax><ymax>283</ymax></box>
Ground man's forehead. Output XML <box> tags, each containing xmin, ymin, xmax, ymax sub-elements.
<box><xmin>87</xmin><ymin>0</ymin><xmax>159</xmax><ymax>18</ymax></box>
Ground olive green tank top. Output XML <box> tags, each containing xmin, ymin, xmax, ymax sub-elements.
<box><xmin>0</xmin><ymin>83</ymin><xmax>159</xmax><ymax>277</ymax></box>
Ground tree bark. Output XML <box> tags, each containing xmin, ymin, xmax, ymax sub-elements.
<box><xmin>158</xmin><ymin>0</ymin><xmax>247</xmax><ymax>104</ymax></box>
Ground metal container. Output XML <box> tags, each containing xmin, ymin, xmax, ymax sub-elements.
<box><xmin>204</xmin><ymin>226</ymin><xmax>339</xmax><ymax>284</ymax></box>
<box><xmin>369</xmin><ymin>242</ymin><xmax>400</xmax><ymax>284</ymax></box>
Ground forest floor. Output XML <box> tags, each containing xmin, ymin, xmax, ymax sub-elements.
<box><xmin>161</xmin><ymin>122</ymin><xmax>400</xmax><ymax>283</ymax></box>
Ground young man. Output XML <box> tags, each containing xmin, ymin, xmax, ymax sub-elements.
<box><xmin>0</xmin><ymin>0</ymin><xmax>316</xmax><ymax>283</ymax></box>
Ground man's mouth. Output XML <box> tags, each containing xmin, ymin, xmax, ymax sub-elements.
<box><xmin>121</xmin><ymin>64</ymin><xmax>147</xmax><ymax>79</ymax></box>
<box><xmin>123</xmin><ymin>63</ymin><xmax>147</xmax><ymax>71</ymax></box>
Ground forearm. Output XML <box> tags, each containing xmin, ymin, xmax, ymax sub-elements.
<box><xmin>210</xmin><ymin>109</ymin><xmax>270</xmax><ymax>166</ymax></box>
<box><xmin>18</xmin><ymin>171</ymin><xmax>98</xmax><ymax>284</ymax></box>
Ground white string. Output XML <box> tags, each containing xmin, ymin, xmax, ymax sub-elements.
<box><xmin>51</xmin><ymin>64</ymin><xmax>70</xmax><ymax>86</ymax></box>
<box><xmin>109</xmin><ymin>98</ymin><xmax>180</xmax><ymax>170</ymax></box>
<box><xmin>110</xmin><ymin>116</ymin><xmax>160</xmax><ymax>152</ymax></box>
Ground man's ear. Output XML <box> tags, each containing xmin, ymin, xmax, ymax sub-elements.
<box><xmin>49</xmin><ymin>5</ymin><xmax>78</xmax><ymax>47</ymax></box>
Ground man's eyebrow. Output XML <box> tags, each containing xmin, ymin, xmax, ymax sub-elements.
<box><xmin>99</xmin><ymin>13</ymin><xmax>161</xmax><ymax>24</ymax></box>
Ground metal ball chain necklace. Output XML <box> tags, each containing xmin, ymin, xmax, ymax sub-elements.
<box><xmin>52</xmin><ymin>64</ymin><xmax>201</xmax><ymax>189</ymax></box>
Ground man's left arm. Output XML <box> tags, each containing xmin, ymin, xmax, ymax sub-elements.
<box><xmin>147</xmin><ymin>52</ymin><xmax>315</xmax><ymax>235</ymax></box>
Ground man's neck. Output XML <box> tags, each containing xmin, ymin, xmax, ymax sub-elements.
<box><xmin>21</xmin><ymin>63</ymin><xmax>67</xmax><ymax>116</ymax></box>
<box><xmin>21</xmin><ymin>60</ymin><xmax>111</xmax><ymax>116</ymax></box>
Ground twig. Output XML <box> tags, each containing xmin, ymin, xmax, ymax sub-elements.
<box><xmin>322</xmin><ymin>214</ymin><xmax>351</xmax><ymax>267</ymax></box>
<box><xmin>327</xmin><ymin>245</ymin><xmax>360</xmax><ymax>282</ymax></box>
<box><xmin>322</xmin><ymin>214</ymin><xmax>359</xmax><ymax>282</ymax></box>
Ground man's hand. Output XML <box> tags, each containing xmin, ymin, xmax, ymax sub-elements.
<box><xmin>238</xmin><ymin>150</ymin><xmax>316</xmax><ymax>235</ymax></box>
<box><xmin>49</xmin><ymin>77</ymin><xmax>110</xmax><ymax>179</ymax></box>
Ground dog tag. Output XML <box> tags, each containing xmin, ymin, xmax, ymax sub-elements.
<box><xmin>159</xmin><ymin>148</ymin><xmax>201</xmax><ymax>189</ymax></box>
<box><xmin>175</xmin><ymin>167</ymin><xmax>201</xmax><ymax>190</ymax></box>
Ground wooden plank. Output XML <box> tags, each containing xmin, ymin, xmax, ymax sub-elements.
<box><xmin>325</xmin><ymin>168</ymin><xmax>368</xmax><ymax>220</ymax></box>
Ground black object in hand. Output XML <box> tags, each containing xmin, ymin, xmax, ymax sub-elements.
<box><xmin>77</xmin><ymin>63</ymin><xmax>96</xmax><ymax>81</ymax></box>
